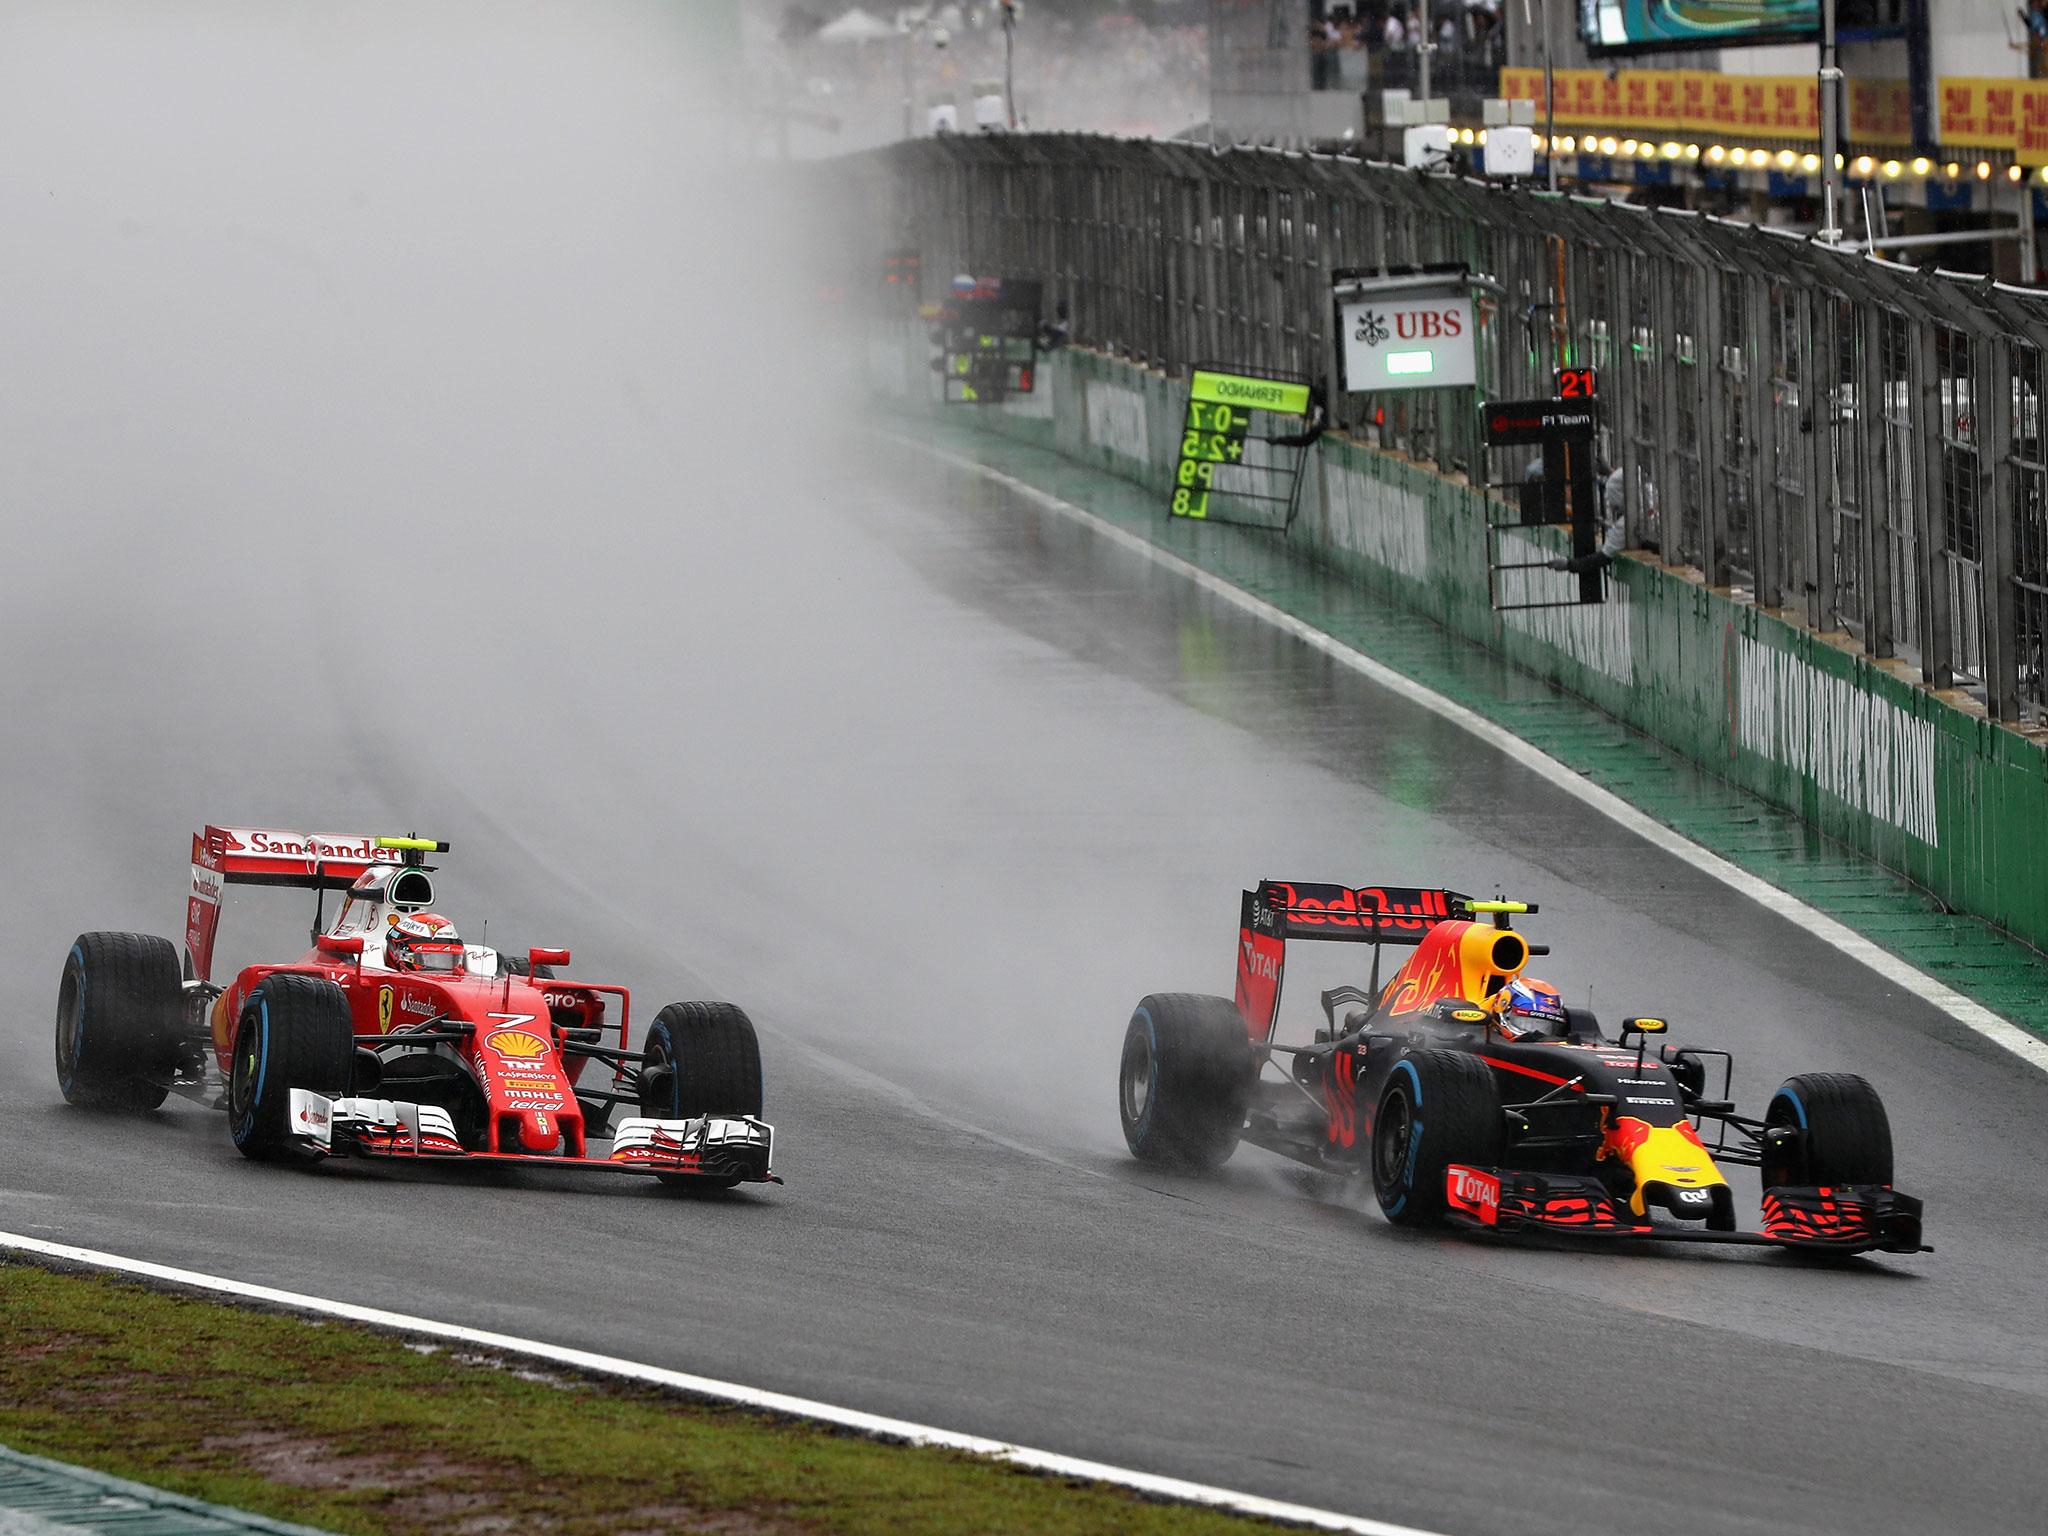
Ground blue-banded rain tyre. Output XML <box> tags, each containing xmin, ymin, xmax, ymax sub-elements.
<box><xmin>1761</xmin><ymin>1073</ymin><xmax>1893</xmax><ymax>1189</ymax></box>
<box><xmin>1371</xmin><ymin>1049</ymin><xmax>1503</xmax><ymax>1227</ymax></box>
<box><xmin>227</xmin><ymin>974</ymin><xmax>356</xmax><ymax>1162</ymax></box>
<box><xmin>638</xmin><ymin>1002</ymin><xmax>763</xmax><ymax>1188</ymax></box>
<box><xmin>55</xmin><ymin>932</ymin><xmax>183</xmax><ymax>1112</ymax></box>
<box><xmin>1117</xmin><ymin>993</ymin><xmax>1257</xmax><ymax>1169</ymax></box>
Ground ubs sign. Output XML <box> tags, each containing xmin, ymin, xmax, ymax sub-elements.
<box><xmin>1333</xmin><ymin>273</ymin><xmax>1478</xmax><ymax>393</ymax></box>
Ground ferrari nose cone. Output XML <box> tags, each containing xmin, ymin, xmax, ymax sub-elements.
<box><xmin>515</xmin><ymin>1109</ymin><xmax>559</xmax><ymax>1153</ymax></box>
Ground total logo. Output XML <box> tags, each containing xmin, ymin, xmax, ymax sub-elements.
<box><xmin>1240</xmin><ymin>941</ymin><xmax>1280</xmax><ymax>982</ymax></box>
<box><xmin>1447</xmin><ymin>1165</ymin><xmax>1500</xmax><ymax>1223</ymax></box>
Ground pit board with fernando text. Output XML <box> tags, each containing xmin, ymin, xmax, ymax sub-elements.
<box><xmin>1170</xmin><ymin>366</ymin><xmax>1315</xmax><ymax>530</ymax></box>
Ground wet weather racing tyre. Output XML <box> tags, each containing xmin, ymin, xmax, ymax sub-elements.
<box><xmin>1118</xmin><ymin>994</ymin><xmax>1257</xmax><ymax>1170</ymax></box>
<box><xmin>55</xmin><ymin>932</ymin><xmax>183</xmax><ymax>1112</ymax></box>
<box><xmin>1372</xmin><ymin>1049</ymin><xmax>1504</xmax><ymax>1228</ymax></box>
<box><xmin>1761</xmin><ymin>1073</ymin><xmax>1894</xmax><ymax>1188</ymax></box>
<box><xmin>639</xmin><ymin>1002</ymin><xmax>763</xmax><ymax>1188</ymax></box>
<box><xmin>227</xmin><ymin>974</ymin><xmax>356</xmax><ymax>1162</ymax></box>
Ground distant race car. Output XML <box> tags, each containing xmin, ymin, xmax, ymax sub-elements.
<box><xmin>1116</xmin><ymin>880</ymin><xmax>1925</xmax><ymax>1255</ymax></box>
<box><xmin>55</xmin><ymin>825</ymin><xmax>777</xmax><ymax>1188</ymax></box>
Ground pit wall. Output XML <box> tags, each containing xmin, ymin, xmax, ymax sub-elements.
<box><xmin>884</xmin><ymin>341</ymin><xmax>2048</xmax><ymax>955</ymax></box>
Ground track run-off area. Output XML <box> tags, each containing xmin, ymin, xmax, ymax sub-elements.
<box><xmin>4</xmin><ymin>8</ymin><xmax>2046</xmax><ymax>1535</ymax></box>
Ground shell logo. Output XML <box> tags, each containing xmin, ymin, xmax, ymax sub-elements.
<box><xmin>485</xmin><ymin>1029</ymin><xmax>549</xmax><ymax>1060</ymax></box>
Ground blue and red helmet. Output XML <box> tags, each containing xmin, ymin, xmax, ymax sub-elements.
<box><xmin>1505</xmin><ymin>977</ymin><xmax>1566</xmax><ymax>1028</ymax></box>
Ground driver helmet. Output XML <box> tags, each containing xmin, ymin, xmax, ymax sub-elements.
<box><xmin>386</xmin><ymin>912</ymin><xmax>465</xmax><ymax>975</ymax></box>
<box><xmin>1503</xmin><ymin>976</ymin><xmax>1567</xmax><ymax>1037</ymax></box>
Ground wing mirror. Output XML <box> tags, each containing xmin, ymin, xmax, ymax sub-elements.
<box><xmin>317</xmin><ymin>933</ymin><xmax>365</xmax><ymax>959</ymax></box>
<box><xmin>529</xmin><ymin>947</ymin><xmax>570</xmax><ymax>970</ymax></box>
<box><xmin>1619</xmin><ymin>1016</ymin><xmax>1668</xmax><ymax>1041</ymax></box>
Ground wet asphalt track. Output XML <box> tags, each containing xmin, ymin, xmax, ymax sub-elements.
<box><xmin>3</xmin><ymin>435</ymin><xmax>2046</xmax><ymax>1535</ymax></box>
<box><xmin>4</xmin><ymin>8</ymin><xmax>2046</xmax><ymax>1526</ymax></box>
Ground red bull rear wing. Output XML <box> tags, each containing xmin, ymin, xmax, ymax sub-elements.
<box><xmin>1236</xmin><ymin>883</ymin><xmax>1505</xmax><ymax>1041</ymax></box>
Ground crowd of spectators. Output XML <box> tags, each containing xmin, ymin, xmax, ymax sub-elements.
<box><xmin>771</xmin><ymin>4</ymin><xmax>1208</xmax><ymax>151</ymax></box>
<box><xmin>1309</xmin><ymin>2</ymin><xmax>1502</xmax><ymax>94</ymax></box>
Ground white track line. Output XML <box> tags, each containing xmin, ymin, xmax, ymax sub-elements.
<box><xmin>898</xmin><ymin>432</ymin><xmax>2048</xmax><ymax>1078</ymax></box>
<box><xmin>0</xmin><ymin>1231</ymin><xmax>1446</xmax><ymax>1536</ymax></box>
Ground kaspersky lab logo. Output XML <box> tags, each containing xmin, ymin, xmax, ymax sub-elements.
<box><xmin>1353</xmin><ymin>309</ymin><xmax>1390</xmax><ymax>347</ymax></box>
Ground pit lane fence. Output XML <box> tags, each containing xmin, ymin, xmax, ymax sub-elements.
<box><xmin>851</xmin><ymin>133</ymin><xmax>2048</xmax><ymax>731</ymax></box>
<box><xmin>842</xmin><ymin>135</ymin><xmax>2048</xmax><ymax>958</ymax></box>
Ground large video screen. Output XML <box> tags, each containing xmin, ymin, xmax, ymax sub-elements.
<box><xmin>1578</xmin><ymin>0</ymin><xmax>1819</xmax><ymax>53</ymax></box>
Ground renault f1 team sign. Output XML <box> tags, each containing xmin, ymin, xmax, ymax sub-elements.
<box><xmin>1333</xmin><ymin>271</ymin><xmax>1477</xmax><ymax>392</ymax></box>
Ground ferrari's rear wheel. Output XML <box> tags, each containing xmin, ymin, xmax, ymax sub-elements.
<box><xmin>55</xmin><ymin>932</ymin><xmax>182</xmax><ymax>1112</ymax></box>
<box><xmin>1761</xmin><ymin>1073</ymin><xmax>1894</xmax><ymax>1189</ymax></box>
<box><xmin>639</xmin><ymin>1002</ymin><xmax>763</xmax><ymax>1188</ymax></box>
<box><xmin>1117</xmin><ymin>994</ymin><xmax>1257</xmax><ymax>1170</ymax></box>
<box><xmin>228</xmin><ymin>974</ymin><xmax>355</xmax><ymax>1163</ymax></box>
<box><xmin>1371</xmin><ymin>1049</ymin><xmax>1504</xmax><ymax>1227</ymax></box>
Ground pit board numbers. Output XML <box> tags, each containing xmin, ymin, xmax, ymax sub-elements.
<box><xmin>1170</xmin><ymin>367</ymin><xmax>1314</xmax><ymax>529</ymax></box>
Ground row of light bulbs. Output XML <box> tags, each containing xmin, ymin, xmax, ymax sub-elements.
<box><xmin>1525</xmin><ymin>132</ymin><xmax>2047</xmax><ymax>184</ymax></box>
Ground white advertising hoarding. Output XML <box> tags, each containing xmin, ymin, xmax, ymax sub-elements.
<box><xmin>1334</xmin><ymin>275</ymin><xmax>1477</xmax><ymax>392</ymax></box>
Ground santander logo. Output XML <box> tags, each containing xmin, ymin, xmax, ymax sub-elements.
<box><xmin>215</xmin><ymin>828</ymin><xmax>402</xmax><ymax>865</ymax></box>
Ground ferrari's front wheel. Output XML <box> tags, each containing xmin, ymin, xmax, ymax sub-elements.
<box><xmin>1371</xmin><ymin>1050</ymin><xmax>1503</xmax><ymax>1227</ymax></box>
<box><xmin>55</xmin><ymin>932</ymin><xmax>183</xmax><ymax>1112</ymax></box>
<box><xmin>228</xmin><ymin>974</ymin><xmax>355</xmax><ymax>1162</ymax></box>
<box><xmin>639</xmin><ymin>1002</ymin><xmax>763</xmax><ymax>1188</ymax></box>
<box><xmin>1117</xmin><ymin>994</ymin><xmax>1257</xmax><ymax>1170</ymax></box>
<box><xmin>1761</xmin><ymin>1073</ymin><xmax>1894</xmax><ymax>1188</ymax></box>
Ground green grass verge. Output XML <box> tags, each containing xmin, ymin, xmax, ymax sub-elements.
<box><xmin>0</xmin><ymin>1262</ymin><xmax>1292</xmax><ymax>1536</ymax></box>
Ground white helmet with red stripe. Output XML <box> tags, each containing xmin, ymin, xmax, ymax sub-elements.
<box><xmin>386</xmin><ymin>912</ymin><xmax>465</xmax><ymax>975</ymax></box>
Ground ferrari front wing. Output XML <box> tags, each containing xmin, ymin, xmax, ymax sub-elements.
<box><xmin>1443</xmin><ymin>1164</ymin><xmax>1927</xmax><ymax>1255</ymax></box>
<box><xmin>284</xmin><ymin>1090</ymin><xmax>779</xmax><ymax>1183</ymax></box>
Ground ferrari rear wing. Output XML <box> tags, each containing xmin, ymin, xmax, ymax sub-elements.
<box><xmin>186</xmin><ymin>825</ymin><xmax>449</xmax><ymax>982</ymax></box>
<box><xmin>1235</xmin><ymin>882</ymin><xmax>1483</xmax><ymax>1043</ymax></box>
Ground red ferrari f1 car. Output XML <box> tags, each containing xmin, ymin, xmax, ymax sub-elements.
<box><xmin>55</xmin><ymin>826</ymin><xmax>777</xmax><ymax>1188</ymax></box>
<box><xmin>1116</xmin><ymin>880</ymin><xmax>1925</xmax><ymax>1255</ymax></box>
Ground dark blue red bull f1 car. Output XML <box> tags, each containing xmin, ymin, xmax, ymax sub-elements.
<box><xmin>1116</xmin><ymin>881</ymin><xmax>1926</xmax><ymax>1256</ymax></box>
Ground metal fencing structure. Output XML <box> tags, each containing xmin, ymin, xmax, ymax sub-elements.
<box><xmin>853</xmin><ymin>134</ymin><xmax>2048</xmax><ymax>723</ymax></box>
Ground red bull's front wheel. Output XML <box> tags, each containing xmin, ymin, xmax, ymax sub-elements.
<box><xmin>1372</xmin><ymin>1049</ymin><xmax>1504</xmax><ymax>1227</ymax></box>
